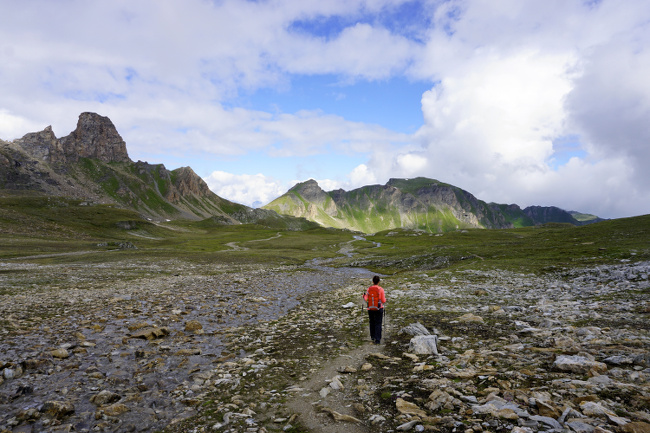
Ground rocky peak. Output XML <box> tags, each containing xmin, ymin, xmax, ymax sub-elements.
<box><xmin>58</xmin><ymin>112</ymin><xmax>131</xmax><ymax>164</ymax></box>
<box><xmin>172</xmin><ymin>167</ymin><xmax>212</xmax><ymax>197</ymax></box>
<box><xmin>290</xmin><ymin>179</ymin><xmax>328</xmax><ymax>203</ymax></box>
<box><xmin>12</xmin><ymin>126</ymin><xmax>61</xmax><ymax>162</ymax></box>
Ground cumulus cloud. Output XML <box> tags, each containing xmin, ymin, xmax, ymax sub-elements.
<box><xmin>354</xmin><ymin>0</ymin><xmax>650</xmax><ymax>218</ymax></box>
<box><xmin>204</xmin><ymin>171</ymin><xmax>287</xmax><ymax>208</ymax></box>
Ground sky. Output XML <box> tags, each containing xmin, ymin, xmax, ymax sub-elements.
<box><xmin>1</xmin><ymin>0</ymin><xmax>649</xmax><ymax>218</ymax></box>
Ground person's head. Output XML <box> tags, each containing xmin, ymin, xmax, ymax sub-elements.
<box><xmin>372</xmin><ymin>275</ymin><xmax>381</xmax><ymax>285</ymax></box>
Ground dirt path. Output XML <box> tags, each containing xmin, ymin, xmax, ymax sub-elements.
<box><xmin>286</xmin><ymin>308</ymin><xmax>391</xmax><ymax>433</ymax></box>
<box><xmin>225</xmin><ymin>232</ymin><xmax>283</xmax><ymax>251</ymax></box>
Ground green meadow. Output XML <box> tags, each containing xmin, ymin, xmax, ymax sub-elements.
<box><xmin>1</xmin><ymin>194</ymin><xmax>648</xmax><ymax>274</ymax></box>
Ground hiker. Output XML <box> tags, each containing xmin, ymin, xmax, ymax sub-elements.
<box><xmin>363</xmin><ymin>275</ymin><xmax>386</xmax><ymax>344</ymax></box>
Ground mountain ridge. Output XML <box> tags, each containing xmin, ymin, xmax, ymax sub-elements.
<box><xmin>2</xmin><ymin>113</ymin><xmax>603</xmax><ymax>233</ymax></box>
<box><xmin>263</xmin><ymin>177</ymin><xmax>600</xmax><ymax>233</ymax></box>
<box><xmin>0</xmin><ymin>112</ymin><xmax>314</xmax><ymax>229</ymax></box>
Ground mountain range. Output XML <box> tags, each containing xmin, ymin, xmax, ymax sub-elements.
<box><xmin>263</xmin><ymin>178</ymin><xmax>602</xmax><ymax>233</ymax></box>
<box><xmin>0</xmin><ymin>112</ymin><xmax>313</xmax><ymax>230</ymax></box>
<box><xmin>1</xmin><ymin>112</ymin><xmax>601</xmax><ymax>233</ymax></box>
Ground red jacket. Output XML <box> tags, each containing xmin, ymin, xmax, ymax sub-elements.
<box><xmin>363</xmin><ymin>285</ymin><xmax>386</xmax><ymax>310</ymax></box>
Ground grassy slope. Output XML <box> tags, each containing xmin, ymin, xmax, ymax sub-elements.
<box><xmin>1</xmin><ymin>193</ymin><xmax>647</xmax><ymax>275</ymax></box>
<box><xmin>347</xmin><ymin>215</ymin><xmax>650</xmax><ymax>275</ymax></box>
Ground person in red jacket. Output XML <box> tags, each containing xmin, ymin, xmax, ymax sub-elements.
<box><xmin>363</xmin><ymin>275</ymin><xmax>386</xmax><ymax>344</ymax></box>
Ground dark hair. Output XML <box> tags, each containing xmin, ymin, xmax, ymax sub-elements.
<box><xmin>372</xmin><ymin>275</ymin><xmax>381</xmax><ymax>285</ymax></box>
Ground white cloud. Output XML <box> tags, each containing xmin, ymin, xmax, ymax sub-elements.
<box><xmin>348</xmin><ymin>164</ymin><xmax>378</xmax><ymax>188</ymax></box>
<box><xmin>2</xmin><ymin>0</ymin><xmax>650</xmax><ymax>219</ymax></box>
<box><xmin>351</xmin><ymin>0</ymin><xmax>650</xmax><ymax>219</ymax></box>
<box><xmin>204</xmin><ymin>171</ymin><xmax>287</xmax><ymax>207</ymax></box>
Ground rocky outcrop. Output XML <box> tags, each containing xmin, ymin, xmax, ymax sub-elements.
<box><xmin>11</xmin><ymin>126</ymin><xmax>61</xmax><ymax>162</ymax></box>
<box><xmin>172</xmin><ymin>166</ymin><xmax>213</xmax><ymax>199</ymax></box>
<box><xmin>58</xmin><ymin>112</ymin><xmax>131</xmax><ymax>164</ymax></box>
<box><xmin>11</xmin><ymin>113</ymin><xmax>130</xmax><ymax>165</ymax></box>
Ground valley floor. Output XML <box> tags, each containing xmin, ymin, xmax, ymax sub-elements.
<box><xmin>1</xmin><ymin>256</ymin><xmax>649</xmax><ymax>433</ymax></box>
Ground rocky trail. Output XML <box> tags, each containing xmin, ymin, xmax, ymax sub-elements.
<box><xmin>1</xmin><ymin>256</ymin><xmax>649</xmax><ymax>433</ymax></box>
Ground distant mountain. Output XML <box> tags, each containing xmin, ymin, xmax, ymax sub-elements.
<box><xmin>569</xmin><ymin>211</ymin><xmax>605</xmax><ymax>224</ymax></box>
<box><xmin>0</xmin><ymin>112</ymin><xmax>314</xmax><ymax>229</ymax></box>
<box><xmin>263</xmin><ymin>177</ymin><xmax>598</xmax><ymax>233</ymax></box>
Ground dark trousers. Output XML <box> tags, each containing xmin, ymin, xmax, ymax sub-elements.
<box><xmin>368</xmin><ymin>309</ymin><xmax>384</xmax><ymax>343</ymax></box>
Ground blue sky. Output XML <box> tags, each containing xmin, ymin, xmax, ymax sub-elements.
<box><xmin>1</xmin><ymin>0</ymin><xmax>649</xmax><ymax>218</ymax></box>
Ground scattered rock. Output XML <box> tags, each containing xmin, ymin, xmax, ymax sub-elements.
<box><xmin>320</xmin><ymin>407</ymin><xmax>361</xmax><ymax>423</ymax></box>
<box><xmin>184</xmin><ymin>320</ymin><xmax>203</xmax><ymax>333</ymax></box>
<box><xmin>458</xmin><ymin>313</ymin><xmax>484</xmax><ymax>323</ymax></box>
<box><xmin>50</xmin><ymin>348</ymin><xmax>70</xmax><ymax>359</ymax></box>
<box><xmin>408</xmin><ymin>334</ymin><xmax>439</xmax><ymax>355</ymax></box>
<box><xmin>90</xmin><ymin>390</ymin><xmax>121</xmax><ymax>406</ymax></box>
<box><xmin>41</xmin><ymin>400</ymin><xmax>75</xmax><ymax>419</ymax></box>
<box><xmin>554</xmin><ymin>354</ymin><xmax>608</xmax><ymax>375</ymax></box>
<box><xmin>396</xmin><ymin>398</ymin><xmax>427</xmax><ymax>417</ymax></box>
<box><xmin>399</xmin><ymin>322</ymin><xmax>430</xmax><ymax>336</ymax></box>
<box><xmin>130</xmin><ymin>326</ymin><xmax>170</xmax><ymax>340</ymax></box>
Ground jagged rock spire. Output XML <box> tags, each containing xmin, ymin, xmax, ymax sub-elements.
<box><xmin>58</xmin><ymin>112</ymin><xmax>131</xmax><ymax>163</ymax></box>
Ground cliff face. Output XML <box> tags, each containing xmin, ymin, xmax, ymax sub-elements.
<box><xmin>264</xmin><ymin>177</ymin><xmax>585</xmax><ymax>233</ymax></box>
<box><xmin>58</xmin><ymin>112</ymin><xmax>131</xmax><ymax>164</ymax></box>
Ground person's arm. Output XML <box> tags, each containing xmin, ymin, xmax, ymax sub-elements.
<box><xmin>380</xmin><ymin>287</ymin><xmax>387</xmax><ymax>304</ymax></box>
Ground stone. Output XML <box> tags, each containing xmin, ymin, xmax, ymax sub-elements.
<box><xmin>100</xmin><ymin>403</ymin><xmax>130</xmax><ymax>416</ymax></box>
<box><xmin>403</xmin><ymin>353</ymin><xmax>419</xmax><ymax>362</ymax></box>
<box><xmin>529</xmin><ymin>415</ymin><xmax>562</xmax><ymax>430</ymax></box>
<box><xmin>337</xmin><ymin>365</ymin><xmax>357</xmax><ymax>373</ymax></box>
<box><xmin>16</xmin><ymin>407</ymin><xmax>41</xmax><ymax>421</ymax></box>
<box><xmin>130</xmin><ymin>326</ymin><xmax>170</xmax><ymax>340</ymax></box>
<box><xmin>620</xmin><ymin>422</ymin><xmax>650</xmax><ymax>433</ymax></box>
<box><xmin>458</xmin><ymin>313</ymin><xmax>484</xmax><ymax>323</ymax></box>
<box><xmin>409</xmin><ymin>335</ymin><xmax>439</xmax><ymax>355</ymax></box>
<box><xmin>50</xmin><ymin>348</ymin><xmax>70</xmax><ymax>359</ymax></box>
<box><xmin>553</xmin><ymin>355</ymin><xmax>608</xmax><ymax>375</ymax></box>
<box><xmin>320</xmin><ymin>407</ymin><xmax>361</xmax><ymax>423</ymax></box>
<box><xmin>127</xmin><ymin>322</ymin><xmax>150</xmax><ymax>331</ymax></box>
<box><xmin>396</xmin><ymin>398</ymin><xmax>427</xmax><ymax>417</ymax></box>
<box><xmin>90</xmin><ymin>390</ymin><xmax>121</xmax><ymax>406</ymax></box>
<box><xmin>496</xmin><ymin>408</ymin><xmax>520</xmax><ymax>420</ymax></box>
<box><xmin>184</xmin><ymin>320</ymin><xmax>203</xmax><ymax>333</ymax></box>
<box><xmin>400</xmin><ymin>322</ymin><xmax>430</xmax><ymax>336</ymax></box>
<box><xmin>397</xmin><ymin>420</ymin><xmax>420</xmax><ymax>431</ymax></box>
<box><xmin>566</xmin><ymin>421</ymin><xmax>597</xmax><ymax>433</ymax></box>
<box><xmin>329</xmin><ymin>376</ymin><xmax>344</xmax><ymax>390</ymax></box>
<box><xmin>41</xmin><ymin>400</ymin><xmax>75</xmax><ymax>419</ymax></box>
<box><xmin>536</xmin><ymin>399</ymin><xmax>561</xmax><ymax>418</ymax></box>
<box><xmin>427</xmin><ymin>389</ymin><xmax>459</xmax><ymax>411</ymax></box>
<box><xmin>580</xmin><ymin>401</ymin><xmax>614</xmax><ymax>417</ymax></box>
